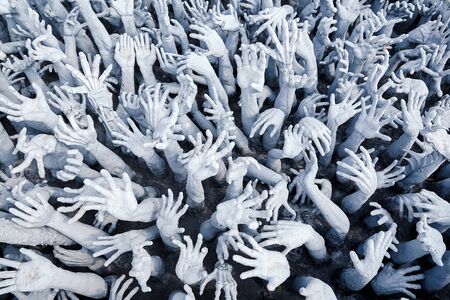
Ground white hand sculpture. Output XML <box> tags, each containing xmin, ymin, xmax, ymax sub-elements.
<box><xmin>173</xmin><ymin>234</ymin><xmax>208</xmax><ymax>285</ymax></box>
<box><xmin>232</xmin><ymin>234</ymin><xmax>290</xmax><ymax>291</ymax></box>
<box><xmin>212</xmin><ymin>4</ymin><xmax>241</xmax><ymax>31</ymax></box>
<box><xmin>47</xmin><ymin>87</ymin><xmax>88</xmax><ymax>128</ymax></box>
<box><xmin>337</xmin><ymin>147</ymin><xmax>378</xmax><ymax>196</ymax></box>
<box><xmin>371</xmin><ymin>263</ymin><xmax>424</xmax><ymax>299</ymax></box>
<box><xmin>354</xmin><ymin>96</ymin><xmax>393</xmax><ymax>141</ymax></box>
<box><xmin>93</xmin><ymin>230</ymin><xmax>152</xmax><ymax>267</ymax></box>
<box><xmin>368</xmin><ymin>202</ymin><xmax>394</xmax><ymax>226</ymax></box>
<box><xmin>412</xmin><ymin>190</ymin><xmax>450</xmax><ymax>226</ymax></box>
<box><xmin>179</xmin><ymin>130</ymin><xmax>234</xmax><ymax>181</ymax></box>
<box><xmin>344</xmin><ymin>224</ymin><xmax>398</xmax><ymax>290</ymax></box>
<box><xmin>56</xmin><ymin>149</ymin><xmax>84</xmax><ymax>182</ymax></box>
<box><xmin>25</xmin><ymin>26</ymin><xmax>66</xmax><ymax>64</ymax></box>
<box><xmin>156</xmin><ymin>189</ymin><xmax>188</xmax><ymax>249</ymax></box>
<box><xmin>175</xmin><ymin>73</ymin><xmax>197</xmax><ymax>114</ymax></box>
<box><xmin>189</xmin><ymin>23</ymin><xmax>227</xmax><ymax>58</ymax></box>
<box><xmin>399</xmin><ymin>93</ymin><xmax>425</xmax><ymax>137</ymax></box>
<box><xmin>115</xmin><ymin>34</ymin><xmax>135</xmax><ymax>68</ymax></box>
<box><xmin>199</xmin><ymin>262</ymin><xmax>237</xmax><ymax>300</ymax></box>
<box><xmin>235</xmin><ymin>44</ymin><xmax>267</xmax><ymax>94</ymax></box>
<box><xmin>177</xmin><ymin>51</ymin><xmax>215</xmax><ymax>79</ymax></box>
<box><xmin>376</xmin><ymin>160</ymin><xmax>405</xmax><ymax>189</ymax></box>
<box><xmin>204</xmin><ymin>88</ymin><xmax>236</xmax><ymax>136</ymax></box>
<box><xmin>0</xmin><ymin>83</ymin><xmax>56</xmax><ymax>127</ymax></box>
<box><xmin>93</xmin><ymin>211</ymin><xmax>118</xmax><ymax>233</ymax></box>
<box><xmin>111</xmin><ymin>118</ymin><xmax>154</xmax><ymax>157</ymax></box>
<box><xmin>11</xmin><ymin>128</ymin><xmax>57</xmax><ymax>178</ymax></box>
<box><xmin>216</xmin><ymin>229</ymin><xmax>243</xmax><ymax>262</ymax></box>
<box><xmin>74</xmin><ymin>170</ymin><xmax>139</xmax><ymax>222</ymax></box>
<box><xmin>255</xmin><ymin>220</ymin><xmax>327</xmax><ymax>258</ymax></box>
<box><xmin>281</xmin><ymin>124</ymin><xmax>310</xmax><ymax>158</ymax></box>
<box><xmin>9</xmin><ymin>193</ymin><xmax>55</xmax><ymax>228</ymax></box>
<box><xmin>225</xmin><ymin>156</ymin><xmax>260</xmax><ymax>184</ymax></box>
<box><xmin>327</xmin><ymin>91</ymin><xmax>364</xmax><ymax>129</ymax></box>
<box><xmin>0</xmin><ymin>248</ymin><xmax>57</xmax><ymax>294</ymax></box>
<box><xmin>248</xmin><ymin>5</ymin><xmax>294</xmax><ymax>36</ymax></box>
<box><xmin>249</xmin><ymin>108</ymin><xmax>284</xmax><ymax>139</ymax></box>
<box><xmin>416</xmin><ymin>216</ymin><xmax>446</xmax><ymax>266</ymax></box>
<box><xmin>54</xmin><ymin>115</ymin><xmax>98</xmax><ymax>150</ymax></box>
<box><xmin>134</xmin><ymin>32</ymin><xmax>157</xmax><ymax>67</ymax></box>
<box><xmin>266</xmin><ymin>180</ymin><xmax>295</xmax><ymax>221</ymax></box>
<box><xmin>297</xmin><ymin>117</ymin><xmax>332</xmax><ymax>156</ymax></box>
<box><xmin>212</xmin><ymin>182</ymin><xmax>270</xmax><ymax>230</ymax></box>
<box><xmin>63</xmin><ymin>53</ymin><xmax>113</xmax><ymax>110</ymax></box>
<box><xmin>109</xmin><ymin>275</ymin><xmax>139</xmax><ymax>300</ymax></box>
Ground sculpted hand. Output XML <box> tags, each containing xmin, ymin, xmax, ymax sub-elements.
<box><xmin>368</xmin><ymin>202</ymin><xmax>394</xmax><ymax>226</ymax></box>
<box><xmin>281</xmin><ymin>124</ymin><xmax>310</xmax><ymax>158</ymax></box>
<box><xmin>327</xmin><ymin>91</ymin><xmax>364</xmax><ymax>129</ymax></box>
<box><xmin>376</xmin><ymin>160</ymin><xmax>405</xmax><ymax>189</ymax></box>
<box><xmin>416</xmin><ymin>216</ymin><xmax>446</xmax><ymax>266</ymax></box>
<box><xmin>47</xmin><ymin>87</ymin><xmax>88</xmax><ymax>128</ymax></box>
<box><xmin>235</xmin><ymin>44</ymin><xmax>266</xmax><ymax>93</ymax></box>
<box><xmin>110</xmin><ymin>0</ymin><xmax>134</xmax><ymax>17</ymax></box>
<box><xmin>204</xmin><ymin>87</ymin><xmax>236</xmax><ymax>135</ymax></box>
<box><xmin>75</xmin><ymin>170</ymin><xmax>138</xmax><ymax>222</ymax></box>
<box><xmin>232</xmin><ymin>234</ymin><xmax>290</xmax><ymax>291</ymax></box>
<box><xmin>179</xmin><ymin>130</ymin><xmax>234</xmax><ymax>181</ymax></box>
<box><xmin>296</xmin><ymin>276</ymin><xmax>337</xmax><ymax>300</ymax></box>
<box><xmin>298</xmin><ymin>117</ymin><xmax>331</xmax><ymax>156</ymax></box>
<box><xmin>156</xmin><ymin>189</ymin><xmax>188</xmax><ymax>248</ymax></box>
<box><xmin>173</xmin><ymin>234</ymin><xmax>208</xmax><ymax>285</ymax></box>
<box><xmin>109</xmin><ymin>275</ymin><xmax>139</xmax><ymax>300</ymax></box>
<box><xmin>63</xmin><ymin>53</ymin><xmax>113</xmax><ymax>110</ymax></box>
<box><xmin>25</xmin><ymin>26</ymin><xmax>66</xmax><ymax>64</ymax></box>
<box><xmin>248</xmin><ymin>6</ymin><xmax>294</xmax><ymax>36</ymax></box>
<box><xmin>266</xmin><ymin>180</ymin><xmax>295</xmax><ymax>221</ymax></box>
<box><xmin>0</xmin><ymin>83</ymin><xmax>56</xmax><ymax>127</ymax></box>
<box><xmin>190</xmin><ymin>24</ymin><xmax>227</xmax><ymax>58</ymax></box>
<box><xmin>114</xmin><ymin>34</ymin><xmax>135</xmax><ymax>68</ymax></box>
<box><xmin>371</xmin><ymin>263</ymin><xmax>424</xmax><ymax>299</ymax></box>
<box><xmin>0</xmin><ymin>248</ymin><xmax>58</xmax><ymax>294</ymax></box>
<box><xmin>255</xmin><ymin>220</ymin><xmax>324</xmax><ymax>256</ymax></box>
<box><xmin>213</xmin><ymin>182</ymin><xmax>270</xmax><ymax>230</ymax></box>
<box><xmin>354</xmin><ymin>96</ymin><xmax>393</xmax><ymax>141</ymax></box>
<box><xmin>216</xmin><ymin>229</ymin><xmax>243</xmax><ymax>262</ymax></box>
<box><xmin>53</xmin><ymin>246</ymin><xmax>97</xmax><ymax>269</ymax></box>
<box><xmin>226</xmin><ymin>156</ymin><xmax>260</xmax><ymax>184</ymax></box>
<box><xmin>412</xmin><ymin>190</ymin><xmax>450</xmax><ymax>226</ymax></box>
<box><xmin>177</xmin><ymin>52</ymin><xmax>215</xmax><ymax>78</ymax></box>
<box><xmin>175</xmin><ymin>73</ymin><xmax>197</xmax><ymax>114</ymax></box>
<box><xmin>93</xmin><ymin>230</ymin><xmax>152</xmax><ymax>267</ymax></box>
<box><xmin>55</xmin><ymin>149</ymin><xmax>84</xmax><ymax>182</ymax></box>
<box><xmin>337</xmin><ymin>147</ymin><xmax>378</xmax><ymax>196</ymax></box>
<box><xmin>134</xmin><ymin>32</ymin><xmax>157</xmax><ymax>67</ymax></box>
<box><xmin>249</xmin><ymin>108</ymin><xmax>284</xmax><ymax>138</ymax></box>
<box><xmin>9</xmin><ymin>193</ymin><xmax>55</xmax><ymax>228</ymax></box>
<box><xmin>129</xmin><ymin>241</ymin><xmax>155</xmax><ymax>292</ymax></box>
<box><xmin>399</xmin><ymin>93</ymin><xmax>425</xmax><ymax>137</ymax></box>
<box><xmin>11</xmin><ymin>128</ymin><xmax>57</xmax><ymax>178</ymax></box>
<box><xmin>112</xmin><ymin>118</ymin><xmax>154</xmax><ymax>157</ymax></box>
<box><xmin>54</xmin><ymin>115</ymin><xmax>98</xmax><ymax>151</ymax></box>
<box><xmin>200</xmin><ymin>262</ymin><xmax>237</xmax><ymax>300</ymax></box>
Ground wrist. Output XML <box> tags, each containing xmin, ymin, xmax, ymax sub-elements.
<box><xmin>48</xmin><ymin>210</ymin><xmax>65</xmax><ymax>228</ymax></box>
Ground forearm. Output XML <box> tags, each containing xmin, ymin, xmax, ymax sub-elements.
<box><xmin>0</xmin><ymin>218</ymin><xmax>74</xmax><ymax>246</ymax></box>
<box><xmin>51</xmin><ymin>267</ymin><xmax>107</xmax><ymax>298</ymax></box>
<box><xmin>341</xmin><ymin>190</ymin><xmax>372</xmax><ymax>214</ymax></box>
<box><xmin>218</xmin><ymin>53</ymin><xmax>236</xmax><ymax>95</ymax></box>
<box><xmin>63</xmin><ymin>35</ymin><xmax>79</xmax><ymax>69</ymax></box>
<box><xmin>304</xmin><ymin>229</ymin><xmax>328</xmax><ymax>261</ymax></box>
<box><xmin>161</xmin><ymin>32</ymin><xmax>177</xmax><ymax>54</ymax></box>
<box><xmin>74</xmin><ymin>0</ymin><xmax>114</xmax><ymax>65</ymax></box>
<box><xmin>49</xmin><ymin>212</ymin><xmax>107</xmax><ymax>252</ymax></box>
<box><xmin>163</xmin><ymin>140</ymin><xmax>187</xmax><ymax>181</ymax></box>
<box><xmin>334</xmin><ymin>18</ymin><xmax>351</xmax><ymax>40</ymax></box>
<box><xmin>225</xmin><ymin>177</ymin><xmax>244</xmax><ymax>200</ymax></box>
<box><xmin>225</xmin><ymin>30</ymin><xmax>240</xmax><ymax>58</ymax></box>
<box><xmin>240</xmin><ymin>91</ymin><xmax>259</xmax><ymax>136</ymax></box>
<box><xmin>274</xmin><ymin>84</ymin><xmax>296</xmax><ymax>116</ymax></box>
<box><xmin>385</xmin><ymin>132</ymin><xmax>416</xmax><ymax>160</ymax></box>
<box><xmin>119</xmin><ymin>67</ymin><xmax>135</xmax><ymax>93</ymax></box>
<box><xmin>306</xmin><ymin>184</ymin><xmax>350</xmax><ymax>240</ymax></box>
<box><xmin>121</xmin><ymin>15</ymin><xmax>138</xmax><ymax>36</ymax></box>
<box><xmin>340</xmin><ymin>268</ymin><xmax>370</xmax><ymax>291</ymax></box>
<box><xmin>24</xmin><ymin>68</ymin><xmax>51</xmax><ymax>95</ymax></box>
<box><xmin>0</xmin><ymin>122</ymin><xmax>17</xmax><ymax>166</ymax></box>
<box><xmin>186</xmin><ymin>175</ymin><xmax>205</xmax><ymax>208</ymax></box>
<box><xmin>88</xmin><ymin>142</ymin><xmax>134</xmax><ymax>177</ymax></box>
<box><xmin>200</xmin><ymin>218</ymin><xmax>222</xmax><ymax>241</ymax></box>
<box><xmin>391</xmin><ymin>240</ymin><xmax>428</xmax><ymax>264</ymax></box>
<box><xmin>207</xmin><ymin>75</ymin><xmax>229</xmax><ymax>109</ymax></box>
<box><xmin>142</xmin><ymin>150</ymin><xmax>167</xmax><ymax>177</ymax></box>
<box><xmin>338</xmin><ymin>131</ymin><xmax>365</xmax><ymax>157</ymax></box>
<box><xmin>399</xmin><ymin>153</ymin><xmax>446</xmax><ymax>190</ymax></box>
<box><xmin>138</xmin><ymin>64</ymin><xmax>157</xmax><ymax>87</ymax></box>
